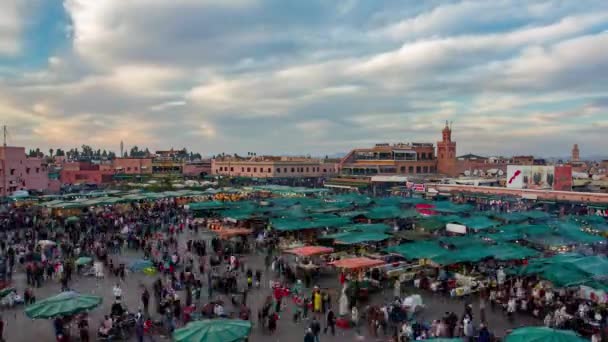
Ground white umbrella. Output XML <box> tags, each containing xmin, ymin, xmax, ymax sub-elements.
<box><xmin>38</xmin><ymin>240</ymin><xmax>56</xmax><ymax>247</ymax></box>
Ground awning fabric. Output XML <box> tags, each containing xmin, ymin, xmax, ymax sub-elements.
<box><xmin>329</xmin><ymin>257</ymin><xmax>385</xmax><ymax>270</ymax></box>
<box><xmin>285</xmin><ymin>246</ymin><xmax>334</xmax><ymax>257</ymax></box>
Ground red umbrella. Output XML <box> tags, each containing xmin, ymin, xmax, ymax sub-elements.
<box><xmin>417</xmin><ymin>208</ymin><xmax>437</xmax><ymax>216</ymax></box>
<box><xmin>415</xmin><ymin>203</ymin><xmax>435</xmax><ymax>209</ymax></box>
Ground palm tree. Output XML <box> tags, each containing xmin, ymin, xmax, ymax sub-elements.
<box><xmin>49</xmin><ymin>148</ymin><xmax>54</xmax><ymax>158</ymax></box>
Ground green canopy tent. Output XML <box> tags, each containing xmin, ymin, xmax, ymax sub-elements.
<box><xmin>173</xmin><ymin>319</ymin><xmax>252</xmax><ymax>342</ymax></box>
<box><xmin>333</xmin><ymin>193</ymin><xmax>373</xmax><ymax>206</ymax></box>
<box><xmin>25</xmin><ymin>292</ymin><xmax>102</xmax><ymax>319</ymax></box>
<box><xmin>492</xmin><ymin>212</ymin><xmax>529</xmax><ymax>224</ymax></box>
<box><xmin>523</xmin><ymin>210</ymin><xmax>551</xmax><ymax>220</ymax></box>
<box><xmin>340</xmin><ymin>223</ymin><xmax>392</xmax><ymax>233</ymax></box>
<box><xmin>334</xmin><ymin>232</ymin><xmax>392</xmax><ymax>245</ymax></box>
<box><xmin>433</xmin><ymin>201</ymin><xmax>474</xmax><ymax>214</ymax></box>
<box><xmin>452</xmin><ymin>216</ymin><xmax>500</xmax><ymax>231</ymax></box>
<box><xmin>505</xmin><ymin>327</ymin><xmax>587</xmax><ymax>342</ymax></box>
<box><xmin>386</xmin><ymin>241</ymin><xmax>449</xmax><ymax>261</ymax></box>
<box><xmin>270</xmin><ymin>217</ymin><xmax>351</xmax><ymax>232</ymax></box>
<box><xmin>365</xmin><ymin>206</ymin><xmax>419</xmax><ymax>220</ymax></box>
<box><xmin>187</xmin><ymin>201</ymin><xmax>229</xmax><ymax>211</ymax></box>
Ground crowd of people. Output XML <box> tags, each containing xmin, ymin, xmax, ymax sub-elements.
<box><xmin>1</xmin><ymin>193</ymin><xmax>606</xmax><ymax>342</ymax></box>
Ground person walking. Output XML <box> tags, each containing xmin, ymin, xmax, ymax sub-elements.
<box><xmin>310</xmin><ymin>316</ymin><xmax>321</xmax><ymax>342</ymax></box>
<box><xmin>141</xmin><ymin>288</ymin><xmax>150</xmax><ymax>317</ymax></box>
<box><xmin>324</xmin><ymin>308</ymin><xmax>336</xmax><ymax>336</ymax></box>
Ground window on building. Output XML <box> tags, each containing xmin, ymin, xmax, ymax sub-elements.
<box><xmin>416</xmin><ymin>166</ymin><xmax>421</xmax><ymax>173</ymax></box>
<box><xmin>276</xmin><ymin>168</ymin><xmax>281</xmax><ymax>173</ymax></box>
<box><xmin>26</xmin><ymin>168</ymin><xmax>30</xmax><ymax>174</ymax></box>
<box><xmin>254</xmin><ymin>168</ymin><xmax>257</xmax><ymax>172</ymax></box>
<box><xmin>134</xmin><ymin>167</ymin><xmax>138</xmax><ymax>171</ymax></box>
<box><xmin>423</xmin><ymin>166</ymin><xmax>428</xmax><ymax>173</ymax></box>
<box><xmin>230</xmin><ymin>167</ymin><xmax>234</xmax><ymax>172</ymax></box>
<box><xmin>219</xmin><ymin>167</ymin><xmax>223</xmax><ymax>171</ymax></box>
<box><xmin>440</xmin><ymin>154</ymin><xmax>444</xmax><ymax>159</ymax></box>
<box><xmin>241</xmin><ymin>167</ymin><xmax>244</xmax><ymax>172</ymax></box>
<box><xmin>306</xmin><ymin>167</ymin><xmax>309</xmax><ymax>172</ymax></box>
<box><xmin>127</xmin><ymin>167</ymin><xmax>131</xmax><ymax>171</ymax></box>
<box><xmin>291</xmin><ymin>168</ymin><xmax>295</xmax><ymax>172</ymax></box>
<box><xmin>267</xmin><ymin>168</ymin><xmax>271</xmax><ymax>173</ymax></box>
<box><xmin>284</xmin><ymin>168</ymin><xmax>287</xmax><ymax>173</ymax></box>
<box><xmin>400</xmin><ymin>166</ymin><xmax>406</xmax><ymax>173</ymax></box>
<box><xmin>10</xmin><ymin>169</ymin><xmax>15</xmax><ymax>175</ymax></box>
<box><xmin>323</xmin><ymin>169</ymin><xmax>327</xmax><ymax>172</ymax></box>
<box><xmin>409</xmin><ymin>166</ymin><xmax>414</xmax><ymax>173</ymax></box>
<box><xmin>247</xmin><ymin>167</ymin><xmax>251</xmax><ymax>172</ymax></box>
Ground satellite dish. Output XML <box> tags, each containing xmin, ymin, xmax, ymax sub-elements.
<box><xmin>464</xmin><ymin>170</ymin><xmax>471</xmax><ymax>176</ymax></box>
<box><xmin>473</xmin><ymin>169</ymin><xmax>479</xmax><ymax>176</ymax></box>
<box><xmin>498</xmin><ymin>170</ymin><xmax>504</xmax><ymax>176</ymax></box>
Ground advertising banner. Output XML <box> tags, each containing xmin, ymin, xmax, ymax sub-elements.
<box><xmin>553</xmin><ymin>165</ymin><xmax>573</xmax><ymax>191</ymax></box>
<box><xmin>506</xmin><ymin>165</ymin><xmax>556</xmax><ymax>190</ymax></box>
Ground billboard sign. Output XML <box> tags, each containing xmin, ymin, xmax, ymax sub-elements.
<box><xmin>553</xmin><ymin>165</ymin><xmax>573</xmax><ymax>191</ymax></box>
<box><xmin>506</xmin><ymin>165</ymin><xmax>558</xmax><ymax>190</ymax></box>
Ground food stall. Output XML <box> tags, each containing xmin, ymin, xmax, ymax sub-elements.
<box><xmin>330</xmin><ymin>257</ymin><xmax>386</xmax><ymax>300</ymax></box>
<box><xmin>284</xmin><ymin>246</ymin><xmax>335</xmax><ymax>279</ymax></box>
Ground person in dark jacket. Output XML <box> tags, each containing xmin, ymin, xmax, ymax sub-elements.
<box><xmin>325</xmin><ymin>308</ymin><xmax>336</xmax><ymax>336</ymax></box>
<box><xmin>478</xmin><ymin>323</ymin><xmax>491</xmax><ymax>342</ymax></box>
<box><xmin>304</xmin><ymin>328</ymin><xmax>315</xmax><ymax>342</ymax></box>
<box><xmin>310</xmin><ymin>317</ymin><xmax>321</xmax><ymax>342</ymax></box>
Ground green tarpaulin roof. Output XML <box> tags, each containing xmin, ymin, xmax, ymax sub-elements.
<box><xmin>492</xmin><ymin>212</ymin><xmax>529</xmax><ymax>223</ymax></box>
<box><xmin>386</xmin><ymin>241</ymin><xmax>448</xmax><ymax>260</ymax></box>
<box><xmin>415</xmin><ymin>217</ymin><xmax>446</xmax><ymax>231</ymax></box>
<box><xmin>453</xmin><ymin>216</ymin><xmax>499</xmax><ymax>230</ymax></box>
<box><xmin>433</xmin><ymin>201</ymin><xmax>474</xmax><ymax>213</ymax></box>
<box><xmin>341</xmin><ymin>223</ymin><xmax>392</xmax><ymax>233</ymax></box>
<box><xmin>333</xmin><ymin>193</ymin><xmax>373</xmax><ymax>206</ymax></box>
<box><xmin>517</xmin><ymin>254</ymin><xmax>608</xmax><ymax>288</ymax></box>
<box><xmin>271</xmin><ymin>217</ymin><xmax>351</xmax><ymax>231</ymax></box>
<box><xmin>523</xmin><ymin>210</ymin><xmax>551</xmax><ymax>220</ymax></box>
<box><xmin>334</xmin><ymin>232</ymin><xmax>392</xmax><ymax>244</ymax></box>
<box><xmin>366</xmin><ymin>206</ymin><xmax>419</xmax><ymax>220</ymax></box>
<box><xmin>188</xmin><ymin>201</ymin><xmax>229</xmax><ymax>210</ymax></box>
<box><xmin>338</xmin><ymin>210</ymin><xmax>368</xmax><ymax>218</ymax></box>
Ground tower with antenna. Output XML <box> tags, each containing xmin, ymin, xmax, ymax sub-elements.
<box><xmin>120</xmin><ymin>141</ymin><xmax>124</xmax><ymax>158</ymax></box>
<box><xmin>2</xmin><ymin>125</ymin><xmax>7</xmax><ymax>147</ymax></box>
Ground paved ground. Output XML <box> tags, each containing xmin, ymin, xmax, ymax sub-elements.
<box><xmin>2</xmin><ymin>230</ymin><xmax>540</xmax><ymax>341</ymax></box>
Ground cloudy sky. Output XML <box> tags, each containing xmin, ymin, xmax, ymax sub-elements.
<box><xmin>1</xmin><ymin>0</ymin><xmax>607</xmax><ymax>157</ymax></box>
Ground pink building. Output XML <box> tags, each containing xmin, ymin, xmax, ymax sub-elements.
<box><xmin>0</xmin><ymin>146</ymin><xmax>49</xmax><ymax>196</ymax></box>
<box><xmin>59</xmin><ymin>162</ymin><xmax>114</xmax><ymax>185</ymax></box>
<box><xmin>182</xmin><ymin>160</ymin><xmax>212</xmax><ymax>177</ymax></box>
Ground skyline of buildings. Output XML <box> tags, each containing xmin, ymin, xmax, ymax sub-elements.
<box><xmin>2</xmin><ymin>122</ymin><xmax>607</xmax><ymax>197</ymax></box>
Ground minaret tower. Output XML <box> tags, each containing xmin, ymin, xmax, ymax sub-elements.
<box><xmin>436</xmin><ymin>121</ymin><xmax>457</xmax><ymax>176</ymax></box>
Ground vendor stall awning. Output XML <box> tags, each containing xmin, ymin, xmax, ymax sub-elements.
<box><xmin>329</xmin><ymin>257</ymin><xmax>385</xmax><ymax>270</ymax></box>
<box><xmin>285</xmin><ymin>246</ymin><xmax>334</xmax><ymax>257</ymax></box>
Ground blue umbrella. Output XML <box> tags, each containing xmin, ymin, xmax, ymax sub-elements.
<box><xmin>129</xmin><ymin>259</ymin><xmax>153</xmax><ymax>272</ymax></box>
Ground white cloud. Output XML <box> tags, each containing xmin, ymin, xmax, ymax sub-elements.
<box><xmin>0</xmin><ymin>0</ymin><xmax>25</xmax><ymax>55</ymax></box>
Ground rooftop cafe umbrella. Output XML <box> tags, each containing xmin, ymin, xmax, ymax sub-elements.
<box><xmin>25</xmin><ymin>291</ymin><xmax>102</xmax><ymax>319</ymax></box>
<box><xmin>38</xmin><ymin>240</ymin><xmax>56</xmax><ymax>247</ymax></box>
<box><xmin>75</xmin><ymin>256</ymin><xmax>93</xmax><ymax>266</ymax></box>
<box><xmin>505</xmin><ymin>327</ymin><xmax>587</xmax><ymax>342</ymax></box>
<box><xmin>173</xmin><ymin>319</ymin><xmax>252</xmax><ymax>342</ymax></box>
<box><xmin>66</xmin><ymin>216</ymin><xmax>80</xmax><ymax>223</ymax></box>
<box><xmin>285</xmin><ymin>246</ymin><xmax>334</xmax><ymax>257</ymax></box>
<box><xmin>129</xmin><ymin>259</ymin><xmax>154</xmax><ymax>272</ymax></box>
